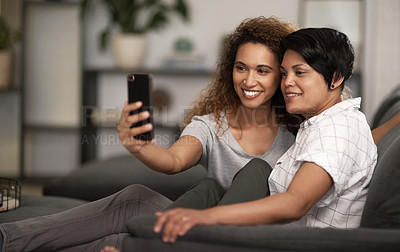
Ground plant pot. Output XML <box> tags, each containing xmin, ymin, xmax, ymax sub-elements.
<box><xmin>0</xmin><ymin>50</ymin><xmax>12</xmax><ymax>90</ymax></box>
<box><xmin>111</xmin><ymin>34</ymin><xmax>148</xmax><ymax>69</ymax></box>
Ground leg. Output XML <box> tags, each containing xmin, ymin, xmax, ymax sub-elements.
<box><xmin>218</xmin><ymin>158</ymin><xmax>272</xmax><ymax>206</ymax></box>
<box><xmin>165</xmin><ymin>177</ymin><xmax>226</xmax><ymax>210</ymax></box>
<box><xmin>57</xmin><ymin>233</ymin><xmax>128</xmax><ymax>252</ymax></box>
<box><xmin>0</xmin><ymin>184</ymin><xmax>172</xmax><ymax>252</ymax></box>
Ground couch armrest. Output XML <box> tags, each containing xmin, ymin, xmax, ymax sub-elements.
<box><xmin>125</xmin><ymin>215</ymin><xmax>400</xmax><ymax>252</ymax></box>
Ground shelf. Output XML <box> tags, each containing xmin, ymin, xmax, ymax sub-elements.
<box><xmin>0</xmin><ymin>87</ymin><xmax>21</xmax><ymax>94</ymax></box>
<box><xmin>84</xmin><ymin>67</ymin><xmax>214</xmax><ymax>77</ymax></box>
<box><xmin>24</xmin><ymin>0</ymin><xmax>81</xmax><ymax>5</ymax></box>
<box><xmin>24</xmin><ymin>124</ymin><xmax>80</xmax><ymax>132</ymax></box>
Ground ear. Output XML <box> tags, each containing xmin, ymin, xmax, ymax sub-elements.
<box><xmin>330</xmin><ymin>73</ymin><xmax>344</xmax><ymax>90</ymax></box>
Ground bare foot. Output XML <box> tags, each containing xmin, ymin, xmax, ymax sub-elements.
<box><xmin>100</xmin><ymin>246</ymin><xmax>120</xmax><ymax>252</ymax></box>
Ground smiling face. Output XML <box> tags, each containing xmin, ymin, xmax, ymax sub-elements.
<box><xmin>280</xmin><ymin>49</ymin><xmax>342</xmax><ymax>119</ymax></box>
<box><xmin>232</xmin><ymin>42</ymin><xmax>281</xmax><ymax>110</ymax></box>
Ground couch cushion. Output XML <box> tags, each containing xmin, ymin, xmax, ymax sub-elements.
<box><xmin>0</xmin><ymin>195</ymin><xmax>87</xmax><ymax>224</ymax></box>
<box><xmin>125</xmin><ymin>215</ymin><xmax>400</xmax><ymax>252</ymax></box>
<box><xmin>361</xmin><ymin>124</ymin><xmax>400</xmax><ymax>228</ymax></box>
<box><xmin>43</xmin><ymin>155</ymin><xmax>207</xmax><ymax>201</ymax></box>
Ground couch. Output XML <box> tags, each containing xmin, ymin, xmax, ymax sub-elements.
<box><xmin>0</xmin><ymin>195</ymin><xmax>87</xmax><ymax>224</ymax></box>
<box><xmin>121</xmin><ymin>123</ymin><xmax>400</xmax><ymax>252</ymax></box>
<box><xmin>43</xmin><ymin>155</ymin><xmax>207</xmax><ymax>202</ymax></box>
<box><xmin>2</xmin><ymin>86</ymin><xmax>399</xmax><ymax>250</ymax></box>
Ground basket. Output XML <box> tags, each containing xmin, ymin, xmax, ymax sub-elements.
<box><xmin>0</xmin><ymin>178</ymin><xmax>21</xmax><ymax>212</ymax></box>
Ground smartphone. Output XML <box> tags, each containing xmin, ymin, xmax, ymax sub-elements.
<box><xmin>127</xmin><ymin>73</ymin><xmax>154</xmax><ymax>141</ymax></box>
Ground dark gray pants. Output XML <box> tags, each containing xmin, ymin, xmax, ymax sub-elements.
<box><xmin>166</xmin><ymin>158</ymin><xmax>272</xmax><ymax>210</ymax></box>
<box><xmin>0</xmin><ymin>184</ymin><xmax>172</xmax><ymax>252</ymax></box>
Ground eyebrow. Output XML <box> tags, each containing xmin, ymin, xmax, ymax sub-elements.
<box><xmin>280</xmin><ymin>63</ymin><xmax>306</xmax><ymax>70</ymax></box>
<box><xmin>235</xmin><ymin>61</ymin><xmax>274</xmax><ymax>70</ymax></box>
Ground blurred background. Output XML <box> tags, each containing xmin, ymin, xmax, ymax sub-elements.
<box><xmin>0</xmin><ymin>0</ymin><xmax>399</xmax><ymax>180</ymax></box>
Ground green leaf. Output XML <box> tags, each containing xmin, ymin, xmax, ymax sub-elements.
<box><xmin>0</xmin><ymin>17</ymin><xmax>12</xmax><ymax>49</ymax></box>
<box><xmin>147</xmin><ymin>10</ymin><xmax>168</xmax><ymax>31</ymax></box>
<box><xmin>174</xmin><ymin>0</ymin><xmax>189</xmax><ymax>21</ymax></box>
<box><xmin>81</xmin><ymin>0</ymin><xmax>190</xmax><ymax>48</ymax></box>
<box><xmin>100</xmin><ymin>29</ymin><xmax>110</xmax><ymax>51</ymax></box>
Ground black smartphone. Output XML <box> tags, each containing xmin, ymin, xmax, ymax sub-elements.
<box><xmin>127</xmin><ymin>73</ymin><xmax>154</xmax><ymax>141</ymax></box>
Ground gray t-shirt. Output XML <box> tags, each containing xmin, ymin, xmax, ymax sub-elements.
<box><xmin>181</xmin><ymin>114</ymin><xmax>295</xmax><ymax>189</ymax></box>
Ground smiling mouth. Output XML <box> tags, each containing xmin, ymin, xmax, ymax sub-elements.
<box><xmin>285</xmin><ymin>93</ymin><xmax>302</xmax><ymax>97</ymax></box>
<box><xmin>243</xmin><ymin>89</ymin><xmax>263</xmax><ymax>97</ymax></box>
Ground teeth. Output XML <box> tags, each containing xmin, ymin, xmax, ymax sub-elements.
<box><xmin>286</xmin><ymin>93</ymin><xmax>302</xmax><ymax>97</ymax></box>
<box><xmin>244</xmin><ymin>90</ymin><xmax>262</xmax><ymax>96</ymax></box>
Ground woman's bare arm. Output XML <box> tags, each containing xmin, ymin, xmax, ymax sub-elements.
<box><xmin>371</xmin><ymin>112</ymin><xmax>400</xmax><ymax>144</ymax></box>
<box><xmin>118</xmin><ymin>101</ymin><xmax>203</xmax><ymax>174</ymax></box>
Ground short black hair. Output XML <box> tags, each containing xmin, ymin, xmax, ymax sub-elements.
<box><xmin>282</xmin><ymin>28</ymin><xmax>354</xmax><ymax>90</ymax></box>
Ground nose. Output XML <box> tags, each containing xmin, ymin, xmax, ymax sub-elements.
<box><xmin>282</xmin><ymin>74</ymin><xmax>295</xmax><ymax>87</ymax></box>
<box><xmin>243</xmin><ymin>71</ymin><xmax>257</xmax><ymax>87</ymax></box>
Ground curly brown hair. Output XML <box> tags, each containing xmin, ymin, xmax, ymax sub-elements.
<box><xmin>182</xmin><ymin>16</ymin><xmax>301</xmax><ymax>135</ymax></box>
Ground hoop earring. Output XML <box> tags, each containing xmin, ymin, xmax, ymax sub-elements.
<box><xmin>331</xmin><ymin>84</ymin><xmax>335</xmax><ymax>89</ymax></box>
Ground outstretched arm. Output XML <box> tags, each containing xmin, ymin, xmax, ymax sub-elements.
<box><xmin>154</xmin><ymin>162</ymin><xmax>333</xmax><ymax>243</ymax></box>
<box><xmin>371</xmin><ymin>112</ymin><xmax>400</xmax><ymax>144</ymax></box>
<box><xmin>117</xmin><ymin>101</ymin><xmax>203</xmax><ymax>174</ymax></box>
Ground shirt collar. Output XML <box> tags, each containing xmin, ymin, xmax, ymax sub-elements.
<box><xmin>300</xmin><ymin>97</ymin><xmax>362</xmax><ymax>128</ymax></box>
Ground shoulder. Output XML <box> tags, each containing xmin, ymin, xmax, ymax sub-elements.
<box><xmin>182</xmin><ymin>113</ymin><xmax>225</xmax><ymax>137</ymax></box>
<box><xmin>304</xmin><ymin>98</ymin><xmax>368</xmax><ymax>139</ymax></box>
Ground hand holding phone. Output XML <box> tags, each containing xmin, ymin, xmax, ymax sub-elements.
<box><xmin>127</xmin><ymin>73</ymin><xmax>154</xmax><ymax>141</ymax></box>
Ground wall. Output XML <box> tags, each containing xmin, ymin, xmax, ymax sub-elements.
<box><xmin>0</xmin><ymin>0</ymin><xmax>22</xmax><ymax>177</ymax></box>
<box><xmin>23</xmin><ymin>2</ymin><xmax>81</xmax><ymax>177</ymax></box>
<box><xmin>363</xmin><ymin>0</ymin><xmax>400</xmax><ymax>122</ymax></box>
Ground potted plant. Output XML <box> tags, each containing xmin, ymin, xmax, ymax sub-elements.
<box><xmin>0</xmin><ymin>16</ymin><xmax>14</xmax><ymax>90</ymax></box>
<box><xmin>81</xmin><ymin>0</ymin><xmax>190</xmax><ymax>69</ymax></box>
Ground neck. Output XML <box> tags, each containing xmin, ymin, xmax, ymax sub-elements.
<box><xmin>303</xmin><ymin>92</ymin><xmax>342</xmax><ymax>119</ymax></box>
<box><xmin>228</xmin><ymin>104</ymin><xmax>276</xmax><ymax>128</ymax></box>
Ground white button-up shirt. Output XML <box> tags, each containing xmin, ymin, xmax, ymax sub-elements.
<box><xmin>269</xmin><ymin>98</ymin><xmax>377</xmax><ymax>229</ymax></box>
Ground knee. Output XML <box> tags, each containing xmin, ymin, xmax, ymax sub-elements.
<box><xmin>123</xmin><ymin>184</ymin><xmax>150</xmax><ymax>194</ymax></box>
<box><xmin>192</xmin><ymin>177</ymin><xmax>224</xmax><ymax>192</ymax></box>
<box><xmin>197</xmin><ymin>177</ymin><xmax>220</xmax><ymax>187</ymax></box>
<box><xmin>247</xmin><ymin>158</ymin><xmax>269</xmax><ymax>167</ymax></box>
<box><xmin>237</xmin><ymin>158</ymin><xmax>272</xmax><ymax>176</ymax></box>
<box><xmin>117</xmin><ymin>184</ymin><xmax>154</xmax><ymax>200</ymax></box>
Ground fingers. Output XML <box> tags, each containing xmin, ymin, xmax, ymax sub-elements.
<box><xmin>119</xmin><ymin>101</ymin><xmax>150</xmax><ymax>128</ymax></box>
<box><xmin>117</xmin><ymin>101</ymin><xmax>154</xmax><ymax>151</ymax></box>
<box><xmin>100</xmin><ymin>246</ymin><xmax>120</xmax><ymax>252</ymax></box>
<box><xmin>153</xmin><ymin>209</ymin><xmax>196</xmax><ymax>243</ymax></box>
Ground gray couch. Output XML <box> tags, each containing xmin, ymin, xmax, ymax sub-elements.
<box><xmin>2</xmin><ymin>86</ymin><xmax>399</xmax><ymax>250</ymax></box>
<box><xmin>122</xmin><ymin>123</ymin><xmax>400</xmax><ymax>251</ymax></box>
<box><xmin>43</xmin><ymin>155</ymin><xmax>207</xmax><ymax>202</ymax></box>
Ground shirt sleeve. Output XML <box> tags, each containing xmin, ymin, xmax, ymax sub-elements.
<box><xmin>295</xmin><ymin>117</ymin><xmax>355</xmax><ymax>207</ymax></box>
<box><xmin>180</xmin><ymin>116</ymin><xmax>214</xmax><ymax>167</ymax></box>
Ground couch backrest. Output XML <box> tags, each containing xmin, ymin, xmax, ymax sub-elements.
<box><xmin>360</xmin><ymin>123</ymin><xmax>400</xmax><ymax>228</ymax></box>
<box><xmin>371</xmin><ymin>84</ymin><xmax>400</xmax><ymax>128</ymax></box>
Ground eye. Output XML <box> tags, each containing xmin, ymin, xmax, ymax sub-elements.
<box><xmin>295</xmin><ymin>71</ymin><xmax>305</xmax><ymax>76</ymax></box>
<box><xmin>280</xmin><ymin>71</ymin><xmax>287</xmax><ymax>78</ymax></box>
<box><xmin>258</xmin><ymin>69</ymin><xmax>269</xmax><ymax>74</ymax></box>
<box><xmin>235</xmin><ymin>65</ymin><xmax>246</xmax><ymax>72</ymax></box>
